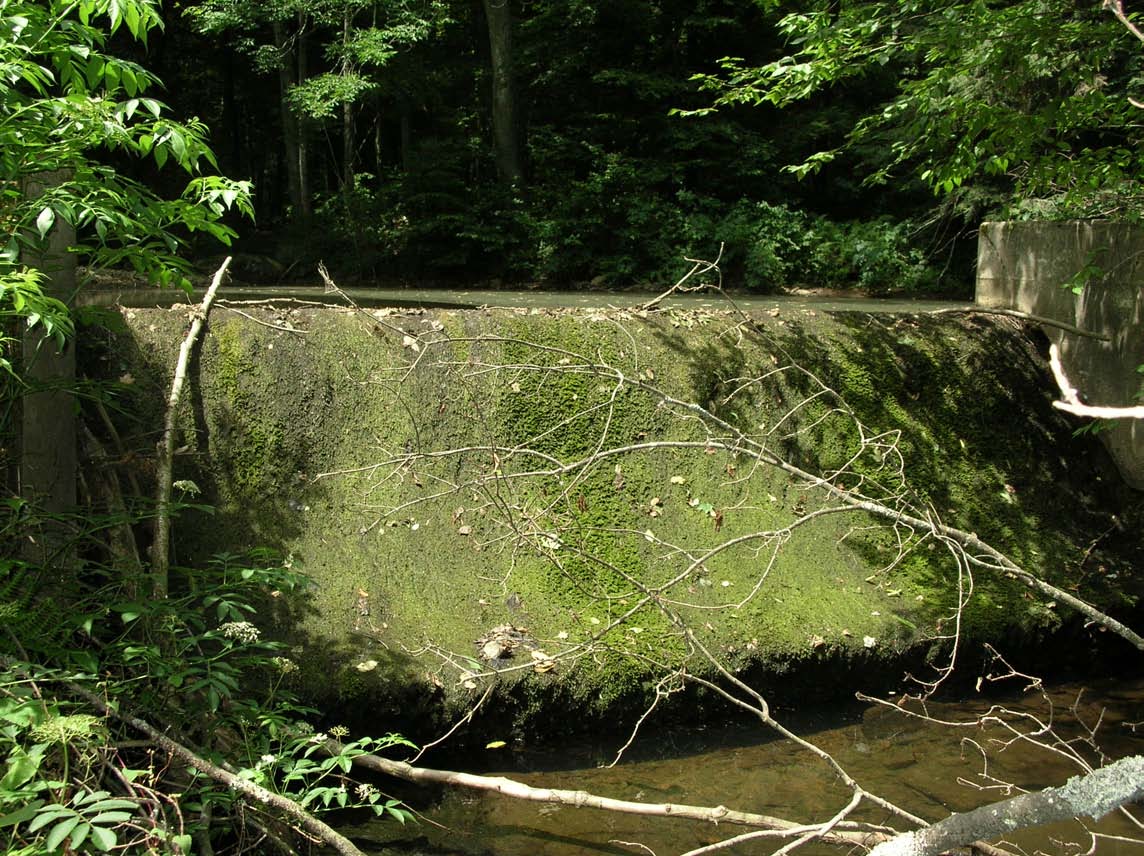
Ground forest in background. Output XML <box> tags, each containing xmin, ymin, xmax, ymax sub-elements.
<box><xmin>117</xmin><ymin>0</ymin><xmax>1144</xmax><ymax>292</ymax></box>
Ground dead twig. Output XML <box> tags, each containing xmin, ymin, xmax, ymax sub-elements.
<box><xmin>640</xmin><ymin>244</ymin><xmax>724</xmax><ymax>311</ymax></box>
<box><xmin>152</xmin><ymin>256</ymin><xmax>230</xmax><ymax>598</ymax></box>
<box><xmin>344</xmin><ymin>742</ymin><xmax>892</xmax><ymax>849</ymax></box>
<box><xmin>1049</xmin><ymin>343</ymin><xmax>1144</xmax><ymax>420</ymax></box>
<box><xmin>868</xmin><ymin>756</ymin><xmax>1144</xmax><ymax>856</ymax></box>
<box><xmin>927</xmin><ymin>307</ymin><xmax>1111</xmax><ymax>341</ymax></box>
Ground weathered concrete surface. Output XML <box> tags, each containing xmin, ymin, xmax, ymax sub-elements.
<box><xmin>93</xmin><ymin>303</ymin><xmax>1143</xmax><ymax>739</ymax></box>
<box><xmin>977</xmin><ymin>220</ymin><xmax>1144</xmax><ymax>488</ymax></box>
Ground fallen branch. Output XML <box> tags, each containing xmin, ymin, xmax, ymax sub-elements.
<box><xmin>152</xmin><ymin>256</ymin><xmax>230</xmax><ymax>598</ymax></box>
<box><xmin>1105</xmin><ymin>0</ymin><xmax>1144</xmax><ymax>46</ymax></box>
<box><xmin>641</xmin><ymin>244</ymin><xmax>724</xmax><ymax>311</ymax></box>
<box><xmin>69</xmin><ymin>681</ymin><xmax>369</xmax><ymax>856</ymax></box>
<box><xmin>1049</xmin><ymin>343</ymin><xmax>1144</xmax><ymax>420</ymax></box>
<box><xmin>926</xmin><ymin>307</ymin><xmax>1111</xmax><ymax>341</ymax></box>
<box><xmin>104</xmin><ymin>709</ymin><xmax>366</xmax><ymax>855</ymax></box>
<box><xmin>868</xmin><ymin>755</ymin><xmax>1144</xmax><ymax>856</ymax></box>
<box><xmin>345</xmin><ymin>744</ymin><xmax>891</xmax><ymax>849</ymax></box>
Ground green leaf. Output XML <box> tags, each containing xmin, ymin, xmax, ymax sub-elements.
<box><xmin>27</xmin><ymin>807</ymin><xmax>72</xmax><ymax>833</ymax></box>
<box><xmin>45</xmin><ymin>815</ymin><xmax>80</xmax><ymax>850</ymax></box>
<box><xmin>69</xmin><ymin>820</ymin><xmax>91</xmax><ymax>850</ymax></box>
<box><xmin>0</xmin><ymin>802</ymin><xmax>42</xmax><ymax>828</ymax></box>
<box><xmin>1</xmin><ymin>751</ymin><xmax>42</xmax><ymax>790</ymax></box>
<box><xmin>83</xmin><ymin>796</ymin><xmax>136</xmax><ymax>811</ymax></box>
<box><xmin>89</xmin><ymin>811</ymin><xmax>134</xmax><ymax>824</ymax></box>
<box><xmin>89</xmin><ymin>824</ymin><xmax>117</xmax><ymax>851</ymax></box>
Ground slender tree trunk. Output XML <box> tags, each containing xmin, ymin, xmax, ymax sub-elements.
<box><xmin>399</xmin><ymin>95</ymin><xmax>414</xmax><ymax>173</ymax></box>
<box><xmin>296</xmin><ymin>15</ymin><xmax>312</xmax><ymax>218</ymax></box>
<box><xmin>482</xmin><ymin>0</ymin><xmax>524</xmax><ymax>184</ymax></box>
<box><xmin>342</xmin><ymin>8</ymin><xmax>356</xmax><ymax>199</ymax></box>
<box><xmin>19</xmin><ymin>171</ymin><xmax>77</xmax><ymax>572</ymax></box>
<box><xmin>273</xmin><ymin>17</ymin><xmax>312</xmax><ymax>224</ymax></box>
<box><xmin>222</xmin><ymin>52</ymin><xmax>241</xmax><ymax>174</ymax></box>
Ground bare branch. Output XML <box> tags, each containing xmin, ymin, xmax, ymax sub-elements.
<box><xmin>346</xmin><ymin>743</ymin><xmax>892</xmax><ymax>849</ymax></box>
<box><xmin>868</xmin><ymin>755</ymin><xmax>1144</xmax><ymax>856</ymax></box>
<box><xmin>1050</xmin><ymin>343</ymin><xmax>1144</xmax><ymax>420</ymax></box>
<box><xmin>0</xmin><ymin>661</ymin><xmax>370</xmax><ymax>856</ymax></box>
<box><xmin>153</xmin><ymin>256</ymin><xmax>230</xmax><ymax>599</ymax></box>
<box><xmin>1105</xmin><ymin>0</ymin><xmax>1144</xmax><ymax>45</ymax></box>
<box><xmin>641</xmin><ymin>244</ymin><xmax>725</xmax><ymax>311</ymax></box>
<box><xmin>926</xmin><ymin>307</ymin><xmax>1111</xmax><ymax>341</ymax></box>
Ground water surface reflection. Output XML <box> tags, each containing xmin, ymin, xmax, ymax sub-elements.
<box><xmin>358</xmin><ymin>675</ymin><xmax>1144</xmax><ymax>855</ymax></box>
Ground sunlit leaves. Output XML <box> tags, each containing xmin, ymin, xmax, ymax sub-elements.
<box><xmin>0</xmin><ymin>0</ymin><xmax>252</xmax><ymax>305</ymax></box>
<box><xmin>0</xmin><ymin>268</ymin><xmax>74</xmax><ymax>374</ymax></box>
<box><xmin>695</xmin><ymin>0</ymin><xmax>1144</xmax><ymax>216</ymax></box>
<box><xmin>288</xmin><ymin>71</ymin><xmax>375</xmax><ymax>119</ymax></box>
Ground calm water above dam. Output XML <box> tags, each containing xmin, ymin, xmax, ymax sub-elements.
<box><xmin>355</xmin><ymin>674</ymin><xmax>1144</xmax><ymax>856</ymax></box>
<box><xmin>81</xmin><ymin>283</ymin><xmax>974</xmax><ymax>316</ymax></box>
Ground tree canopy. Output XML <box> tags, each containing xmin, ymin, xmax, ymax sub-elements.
<box><xmin>693</xmin><ymin>0</ymin><xmax>1144</xmax><ymax>219</ymax></box>
<box><xmin>1</xmin><ymin>0</ymin><xmax>252</xmax><ymax>297</ymax></box>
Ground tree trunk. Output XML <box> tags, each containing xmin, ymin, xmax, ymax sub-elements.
<box><xmin>273</xmin><ymin>18</ymin><xmax>312</xmax><ymax>224</ymax></box>
<box><xmin>297</xmin><ymin>15</ymin><xmax>311</xmax><ymax>217</ymax></box>
<box><xmin>399</xmin><ymin>95</ymin><xmax>414</xmax><ymax>173</ymax></box>
<box><xmin>482</xmin><ymin>0</ymin><xmax>524</xmax><ymax>184</ymax></box>
<box><xmin>19</xmin><ymin>171</ymin><xmax>77</xmax><ymax>572</ymax></box>
<box><xmin>341</xmin><ymin>7</ymin><xmax>356</xmax><ymax>199</ymax></box>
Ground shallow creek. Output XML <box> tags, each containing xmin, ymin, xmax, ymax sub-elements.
<box><xmin>354</xmin><ymin>674</ymin><xmax>1144</xmax><ymax>856</ymax></box>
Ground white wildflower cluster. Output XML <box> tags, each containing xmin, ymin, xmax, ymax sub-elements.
<box><xmin>258</xmin><ymin>754</ymin><xmax>277</xmax><ymax>768</ymax></box>
<box><xmin>355</xmin><ymin>782</ymin><xmax>377</xmax><ymax>800</ymax></box>
<box><xmin>172</xmin><ymin>479</ymin><xmax>201</xmax><ymax>496</ymax></box>
<box><xmin>328</xmin><ymin>725</ymin><xmax>350</xmax><ymax>738</ymax></box>
<box><xmin>271</xmin><ymin>656</ymin><xmax>298</xmax><ymax>674</ymax></box>
<box><xmin>218</xmin><ymin>621</ymin><xmax>260</xmax><ymax>643</ymax></box>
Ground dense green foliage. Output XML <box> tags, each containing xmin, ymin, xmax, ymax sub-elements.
<box><xmin>0</xmin><ymin>0</ymin><xmax>251</xmax><ymax>290</ymax></box>
<box><xmin>8</xmin><ymin>0</ymin><xmax>1142</xmax><ymax>290</ymax></box>
<box><xmin>0</xmin><ymin>545</ymin><xmax>413</xmax><ymax>855</ymax></box>
<box><xmin>0</xmin><ymin>3</ymin><xmax>415</xmax><ymax>853</ymax></box>
<box><xmin>694</xmin><ymin>0</ymin><xmax>1144</xmax><ymax>221</ymax></box>
<box><xmin>160</xmin><ymin>0</ymin><xmax>971</xmax><ymax>289</ymax></box>
<box><xmin>150</xmin><ymin>0</ymin><xmax>1143</xmax><ymax>290</ymax></box>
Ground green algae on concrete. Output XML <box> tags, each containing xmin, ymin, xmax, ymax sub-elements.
<box><xmin>98</xmin><ymin>302</ymin><xmax>1142</xmax><ymax>739</ymax></box>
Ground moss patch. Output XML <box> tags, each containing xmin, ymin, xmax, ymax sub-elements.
<box><xmin>94</xmin><ymin>303</ymin><xmax>1143</xmax><ymax>740</ymax></box>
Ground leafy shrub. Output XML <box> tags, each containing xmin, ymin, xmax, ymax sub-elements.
<box><xmin>299</xmin><ymin>135</ymin><xmax>940</xmax><ymax>293</ymax></box>
<box><xmin>804</xmin><ymin>217</ymin><xmax>938</xmax><ymax>293</ymax></box>
<box><xmin>0</xmin><ymin>549</ymin><xmax>414</xmax><ymax>855</ymax></box>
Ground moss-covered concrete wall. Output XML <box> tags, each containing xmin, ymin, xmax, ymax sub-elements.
<box><xmin>90</xmin><ymin>303</ymin><xmax>1142</xmax><ymax>739</ymax></box>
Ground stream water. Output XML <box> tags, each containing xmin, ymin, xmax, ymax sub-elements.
<box><xmin>354</xmin><ymin>673</ymin><xmax>1144</xmax><ymax>856</ymax></box>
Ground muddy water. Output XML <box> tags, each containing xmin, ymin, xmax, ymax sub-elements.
<box><xmin>357</xmin><ymin>674</ymin><xmax>1144</xmax><ymax>855</ymax></box>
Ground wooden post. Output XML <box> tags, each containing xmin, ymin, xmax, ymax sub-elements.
<box><xmin>19</xmin><ymin>170</ymin><xmax>77</xmax><ymax>570</ymax></box>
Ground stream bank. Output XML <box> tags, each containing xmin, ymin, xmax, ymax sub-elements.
<box><xmin>85</xmin><ymin>299</ymin><xmax>1143</xmax><ymax>743</ymax></box>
